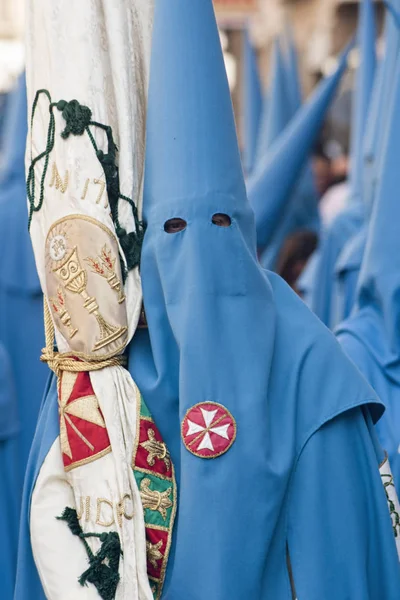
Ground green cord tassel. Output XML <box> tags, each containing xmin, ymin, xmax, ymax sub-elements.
<box><xmin>57</xmin><ymin>508</ymin><xmax>122</xmax><ymax>600</ymax></box>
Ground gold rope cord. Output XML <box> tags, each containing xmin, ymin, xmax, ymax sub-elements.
<box><xmin>41</xmin><ymin>297</ymin><xmax>127</xmax><ymax>377</ymax></box>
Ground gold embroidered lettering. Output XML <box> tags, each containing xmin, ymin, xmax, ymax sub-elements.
<box><xmin>81</xmin><ymin>178</ymin><xmax>90</xmax><ymax>200</ymax></box>
<box><xmin>49</xmin><ymin>163</ymin><xmax>69</xmax><ymax>193</ymax></box>
<box><xmin>76</xmin><ymin>497</ymin><xmax>84</xmax><ymax>520</ymax></box>
<box><xmin>85</xmin><ymin>496</ymin><xmax>90</xmax><ymax>522</ymax></box>
<box><xmin>96</xmin><ymin>498</ymin><xmax>115</xmax><ymax>528</ymax></box>
<box><xmin>93</xmin><ymin>178</ymin><xmax>106</xmax><ymax>206</ymax></box>
<box><xmin>116</xmin><ymin>494</ymin><xmax>134</xmax><ymax>528</ymax></box>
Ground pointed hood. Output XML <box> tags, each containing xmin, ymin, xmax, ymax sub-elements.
<box><xmin>363</xmin><ymin>0</ymin><xmax>400</xmax><ymax>213</ymax></box>
<box><xmin>262</xmin><ymin>39</ymin><xmax>292</xmax><ymax>148</ymax></box>
<box><xmin>254</xmin><ymin>38</ymin><xmax>291</xmax><ymax>166</ymax></box>
<box><xmin>129</xmin><ymin>4</ymin><xmax>385</xmax><ymax>595</ymax></box>
<box><xmin>248</xmin><ymin>43</ymin><xmax>351</xmax><ymax>250</ymax></box>
<box><xmin>282</xmin><ymin>23</ymin><xmax>319</xmax><ymax>229</ymax></box>
<box><xmin>0</xmin><ymin>73</ymin><xmax>40</xmax><ymax>294</ymax></box>
<box><xmin>144</xmin><ymin>1</ymin><xmax>247</xmax><ymax>219</ymax></box>
<box><xmin>283</xmin><ymin>23</ymin><xmax>303</xmax><ymax>114</ymax></box>
<box><xmin>348</xmin><ymin>0</ymin><xmax>376</xmax><ymax>205</ymax></box>
<box><xmin>242</xmin><ymin>29</ymin><xmax>263</xmax><ymax>175</ymax></box>
<box><xmin>354</xmin><ymin>50</ymin><xmax>400</xmax><ymax>363</ymax></box>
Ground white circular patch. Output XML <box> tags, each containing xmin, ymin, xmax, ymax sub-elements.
<box><xmin>49</xmin><ymin>235</ymin><xmax>67</xmax><ymax>262</ymax></box>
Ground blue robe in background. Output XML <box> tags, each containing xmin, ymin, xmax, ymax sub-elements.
<box><xmin>248</xmin><ymin>42</ymin><xmax>351</xmax><ymax>253</ymax></box>
<box><xmin>332</xmin><ymin>225</ymin><xmax>367</xmax><ymax>324</ymax></box>
<box><xmin>0</xmin><ymin>75</ymin><xmax>47</xmax><ymax>489</ymax></box>
<box><xmin>0</xmin><ymin>343</ymin><xmax>20</xmax><ymax>600</ymax></box>
<box><xmin>337</xmin><ymin>43</ymin><xmax>400</xmax><ymax>490</ymax></box>
<box><xmin>260</xmin><ymin>34</ymin><xmax>320</xmax><ymax>272</ymax></box>
<box><xmin>242</xmin><ymin>30</ymin><xmax>262</xmax><ymax>176</ymax></box>
<box><xmin>305</xmin><ymin>0</ymin><xmax>376</xmax><ymax>328</ymax></box>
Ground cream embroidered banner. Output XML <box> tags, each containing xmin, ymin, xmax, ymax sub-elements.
<box><xmin>26</xmin><ymin>0</ymin><xmax>155</xmax><ymax>598</ymax></box>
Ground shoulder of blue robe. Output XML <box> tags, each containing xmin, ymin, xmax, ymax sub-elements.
<box><xmin>0</xmin><ymin>342</ymin><xmax>20</xmax><ymax>600</ymax></box>
<box><xmin>14</xmin><ymin>374</ymin><xmax>57</xmax><ymax>600</ymax></box>
<box><xmin>287</xmin><ymin>407</ymin><xmax>400</xmax><ymax>599</ymax></box>
<box><xmin>268</xmin><ymin>272</ymin><xmax>383</xmax><ymax>436</ymax></box>
<box><xmin>337</xmin><ymin>317</ymin><xmax>400</xmax><ymax>493</ymax></box>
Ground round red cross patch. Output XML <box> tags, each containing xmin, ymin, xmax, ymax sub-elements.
<box><xmin>181</xmin><ymin>402</ymin><xmax>237</xmax><ymax>459</ymax></box>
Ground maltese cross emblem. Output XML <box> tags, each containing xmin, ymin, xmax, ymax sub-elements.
<box><xmin>181</xmin><ymin>402</ymin><xmax>237</xmax><ymax>459</ymax></box>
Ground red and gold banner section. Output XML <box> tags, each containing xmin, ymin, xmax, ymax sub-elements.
<box><xmin>132</xmin><ymin>398</ymin><xmax>177</xmax><ymax>600</ymax></box>
<box><xmin>58</xmin><ymin>371</ymin><xmax>111</xmax><ymax>471</ymax></box>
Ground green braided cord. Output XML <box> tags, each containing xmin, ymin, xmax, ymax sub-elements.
<box><xmin>27</xmin><ymin>93</ymin><xmax>145</xmax><ymax>271</ymax></box>
<box><xmin>27</xmin><ymin>90</ymin><xmax>56</xmax><ymax>230</ymax></box>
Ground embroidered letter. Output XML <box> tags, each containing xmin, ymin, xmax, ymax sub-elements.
<box><xmin>81</xmin><ymin>178</ymin><xmax>90</xmax><ymax>200</ymax></box>
<box><xmin>76</xmin><ymin>497</ymin><xmax>84</xmax><ymax>520</ymax></box>
<box><xmin>116</xmin><ymin>494</ymin><xmax>134</xmax><ymax>528</ymax></box>
<box><xmin>96</xmin><ymin>498</ymin><xmax>115</xmax><ymax>528</ymax></box>
<box><xmin>85</xmin><ymin>497</ymin><xmax>91</xmax><ymax>522</ymax></box>
<box><xmin>93</xmin><ymin>178</ymin><xmax>107</xmax><ymax>207</ymax></box>
<box><xmin>49</xmin><ymin>162</ymin><xmax>69</xmax><ymax>193</ymax></box>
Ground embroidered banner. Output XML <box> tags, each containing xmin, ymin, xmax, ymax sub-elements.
<box><xmin>132</xmin><ymin>397</ymin><xmax>177</xmax><ymax>599</ymax></box>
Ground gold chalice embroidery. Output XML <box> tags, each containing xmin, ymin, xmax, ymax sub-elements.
<box><xmin>54</xmin><ymin>246</ymin><xmax>127</xmax><ymax>352</ymax></box>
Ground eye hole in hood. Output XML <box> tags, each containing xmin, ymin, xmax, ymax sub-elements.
<box><xmin>212</xmin><ymin>213</ymin><xmax>231</xmax><ymax>227</ymax></box>
<box><xmin>164</xmin><ymin>218</ymin><xmax>187</xmax><ymax>234</ymax></box>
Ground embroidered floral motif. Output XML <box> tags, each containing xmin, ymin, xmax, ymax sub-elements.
<box><xmin>146</xmin><ymin>539</ymin><xmax>163</xmax><ymax>569</ymax></box>
<box><xmin>140</xmin><ymin>428</ymin><xmax>171</xmax><ymax>471</ymax></box>
<box><xmin>132</xmin><ymin>396</ymin><xmax>176</xmax><ymax>600</ymax></box>
<box><xmin>139</xmin><ymin>478</ymin><xmax>173</xmax><ymax>521</ymax></box>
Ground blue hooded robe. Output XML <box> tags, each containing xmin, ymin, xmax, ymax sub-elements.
<box><xmin>0</xmin><ymin>75</ymin><xmax>47</xmax><ymax>487</ymax></box>
<box><xmin>337</xmin><ymin>38</ymin><xmax>400</xmax><ymax>489</ymax></box>
<box><xmin>259</xmin><ymin>32</ymin><xmax>320</xmax><ymax>272</ymax></box>
<box><xmin>131</xmin><ymin>1</ymin><xmax>398</xmax><ymax>598</ymax></box>
<box><xmin>332</xmin><ymin>0</ymin><xmax>400</xmax><ymax>327</ymax></box>
<box><xmin>248</xmin><ymin>41</ymin><xmax>351</xmax><ymax>254</ymax></box>
<box><xmin>15</xmin><ymin>2</ymin><xmax>400</xmax><ymax>599</ymax></box>
<box><xmin>0</xmin><ymin>343</ymin><xmax>20</xmax><ymax>599</ymax></box>
<box><xmin>303</xmin><ymin>0</ymin><xmax>376</xmax><ymax>328</ymax></box>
